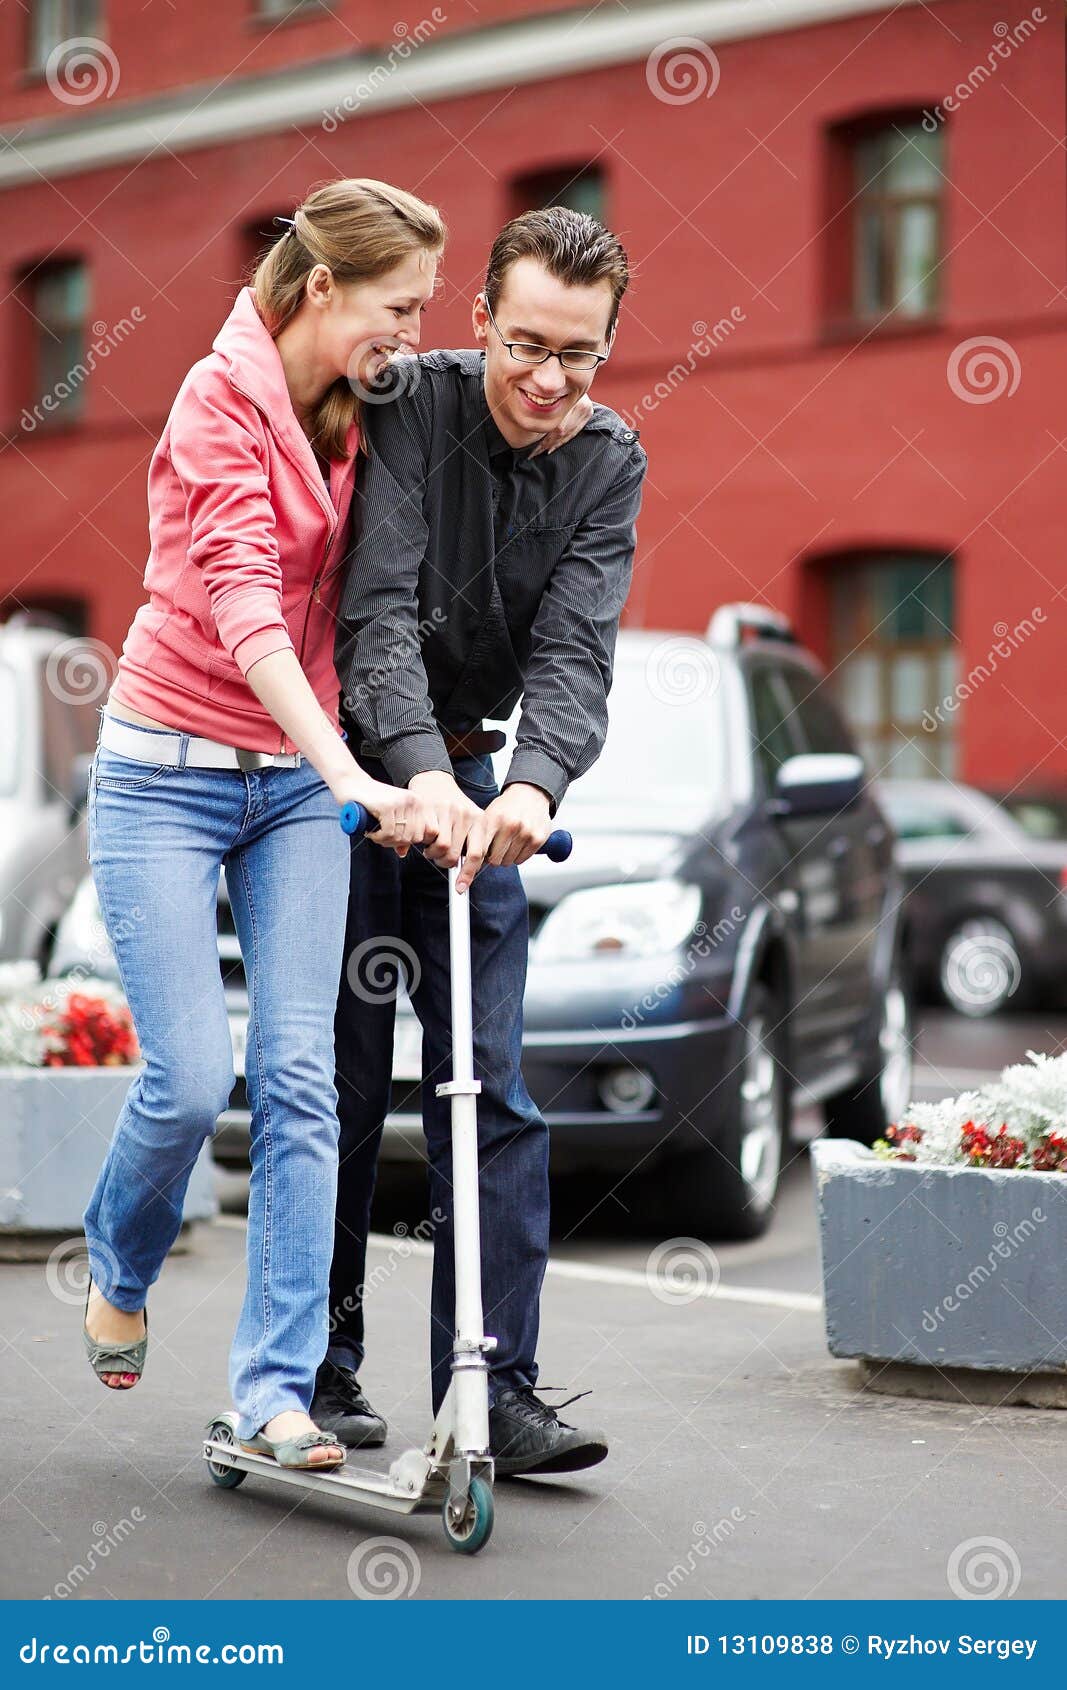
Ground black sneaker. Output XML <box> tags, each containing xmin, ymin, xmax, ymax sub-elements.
<box><xmin>489</xmin><ymin>1386</ymin><xmax>608</xmax><ymax>1477</ymax></box>
<box><xmin>310</xmin><ymin>1361</ymin><xmax>387</xmax><ymax>1449</ymax></box>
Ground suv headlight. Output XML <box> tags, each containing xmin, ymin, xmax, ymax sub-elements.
<box><xmin>532</xmin><ymin>879</ymin><xmax>703</xmax><ymax>963</ymax></box>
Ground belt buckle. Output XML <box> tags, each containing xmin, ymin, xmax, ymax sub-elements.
<box><xmin>235</xmin><ymin>748</ymin><xmax>268</xmax><ymax>771</ymax></box>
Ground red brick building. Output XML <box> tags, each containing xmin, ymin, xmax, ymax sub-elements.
<box><xmin>1</xmin><ymin>0</ymin><xmax>1064</xmax><ymax>788</ymax></box>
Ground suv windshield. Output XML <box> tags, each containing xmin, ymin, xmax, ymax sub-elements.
<box><xmin>493</xmin><ymin>641</ymin><xmax>726</xmax><ymax>813</ymax></box>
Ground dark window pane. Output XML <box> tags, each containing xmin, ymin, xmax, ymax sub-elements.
<box><xmin>779</xmin><ymin>668</ymin><xmax>858</xmax><ymax>758</ymax></box>
<box><xmin>749</xmin><ymin>668</ymin><xmax>801</xmax><ymax>787</ymax></box>
<box><xmin>512</xmin><ymin>164</ymin><xmax>606</xmax><ymax>221</ymax></box>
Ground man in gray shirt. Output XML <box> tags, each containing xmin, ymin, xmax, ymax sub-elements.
<box><xmin>316</xmin><ymin>207</ymin><xmax>647</xmax><ymax>1476</ymax></box>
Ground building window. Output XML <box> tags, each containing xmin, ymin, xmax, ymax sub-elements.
<box><xmin>826</xmin><ymin>117</ymin><xmax>942</xmax><ymax>329</ymax></box>
<box><xmin>27</xmin><ymin>1</ymin><xmax>100</xmax><ymax>72</ymax></box>
<box><xmin>826</xmin><ymin>553</ymin><xmax>957</xmax><ymax>779</ymax></box>
<box><xmin>510</xmin><ymin>164</ymin><xmax>606</xmax><ymax>222</ymax></box>
<box><xmin>21</xmin><ymin>260</ymin><xmax>90</xmax><ymax>430</ymax></box>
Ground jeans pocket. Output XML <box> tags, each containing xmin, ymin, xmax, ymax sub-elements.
<box><xmin>93</xmin><ymin>747</ymin><xmax>178</xmax><ymax>791</ymax></box>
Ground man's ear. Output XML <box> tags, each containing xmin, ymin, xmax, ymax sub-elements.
<box><xmin>472</xmin><ymin>292</ymin><xmax>489</xmax><ymax>347</ymax></box>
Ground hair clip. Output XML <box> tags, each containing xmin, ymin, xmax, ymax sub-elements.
<box><xmin>273</xmin><ymin>215</ymin><xmax>297</xmax><ymax>233</ymax></box>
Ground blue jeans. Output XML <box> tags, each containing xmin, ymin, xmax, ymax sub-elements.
<box><xmin>83</xmin><ymin>729</ymin><xmax>350</xmax><ymax>1439</ymax></box>
<box><xmin>327</xmin><ymin>754</ymin><xmax>550</xmax><ymax>1415</ymax></box>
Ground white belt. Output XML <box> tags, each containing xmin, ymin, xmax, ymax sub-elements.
<box><xmin>100</xmin><ymin>711</ymin><xmax>302</xmax><ymax>771</ymax></box>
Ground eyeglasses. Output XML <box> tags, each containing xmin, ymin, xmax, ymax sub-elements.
<box><xmin>483</xmin><ymin>299</ymin><xmax>610</xmax><ymax>373</ymax></box>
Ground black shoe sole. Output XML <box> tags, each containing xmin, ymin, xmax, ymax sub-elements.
<box><xmin>493</xmin><ymin>1436</ymin><xmax>609</xmax><ymax>1478</ymax></box>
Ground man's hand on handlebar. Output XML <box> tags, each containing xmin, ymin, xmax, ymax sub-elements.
<box><xmin>458</xmin><ymin>782</ymin><xmax>552</xmax><ymax>892</ymax></box>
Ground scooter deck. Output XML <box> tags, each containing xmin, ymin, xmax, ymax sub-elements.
<box><xmin>202</xmin><ymin>1432</ymin><xmax>449</xmax><ymax>1515</ymax></box>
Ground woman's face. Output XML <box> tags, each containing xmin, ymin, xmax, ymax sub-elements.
<box><xmin>315</xmin><ymin>247</ymin><xmax>439</xmax><ymax>392</ymax></box>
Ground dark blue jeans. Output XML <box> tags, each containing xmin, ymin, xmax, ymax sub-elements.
<box><xmin>327</xmin><ymin>753</ymin><xmax>550</xmax><ymax>1414</ymax></box>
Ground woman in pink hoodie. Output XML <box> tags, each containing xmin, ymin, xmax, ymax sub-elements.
<box><xmin>80</xmin><ymin>179</ymin><xmax>448</xmax><ymax>1469</ymax></box>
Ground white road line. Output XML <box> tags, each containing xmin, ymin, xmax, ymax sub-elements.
<box><xmin>213</xmin><ymin>1214</ymin><xmax>823</xmax><ymax>1312</ymax></box>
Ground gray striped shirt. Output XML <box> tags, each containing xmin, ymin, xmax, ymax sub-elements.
<box><xmin>334</xmin><ymin>349</ymin><xmax>646</xmax><ymax>810</ymax></box>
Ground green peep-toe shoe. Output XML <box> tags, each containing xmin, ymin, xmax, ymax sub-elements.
<box><xmin>83</xmin><ymin>1283</ymin><xmax>148</xmax><ymax>1387</ymax></box>
<box><xmin>239</xmin><ymin>1428</ymin><xmax>345</xmax><ymax>1471</ymax></box>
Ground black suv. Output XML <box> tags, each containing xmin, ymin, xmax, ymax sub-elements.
<box><xmin>505</xmin><ymin>602</ymin><xmax>911</xmax><ymax>1238</ymax></box>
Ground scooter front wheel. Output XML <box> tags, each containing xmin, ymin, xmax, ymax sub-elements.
<box><xmin>442</xmin><ymin>1476</ymin><xmax>494</xmax><ymax>1554</ymax></box>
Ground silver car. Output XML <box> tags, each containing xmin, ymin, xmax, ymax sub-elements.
<box><xmin>0</xmin><ymin>617</ymin><xmax>97</xmax><ymax>968</ymax></box>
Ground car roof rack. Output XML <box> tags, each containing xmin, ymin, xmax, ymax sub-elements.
<box><xmin>706</xmin><ymin>602</ymin><xmax>796</xmax><ymax>648</ymax></box>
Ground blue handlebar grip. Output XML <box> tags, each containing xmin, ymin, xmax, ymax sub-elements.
<box><xmin>339</xmin><ymin>801</ymin><xmax>371</xmax><ymax>838</ymax></box>
<box><xmin>540</xmin><ymin>829</ymin><xmax>572</xmax><ymax>862</ymax></box>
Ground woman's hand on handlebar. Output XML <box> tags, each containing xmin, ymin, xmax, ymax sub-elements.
<box><xmin>333</xmin><ymin>776</ymin><xmax>433</xmax><ymax>857</ymax></box>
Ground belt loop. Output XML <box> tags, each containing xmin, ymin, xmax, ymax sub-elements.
<box><xmin>176</xmin><ymin>732</ymin><xmax>189</xmax><ymax>771</ymax></box>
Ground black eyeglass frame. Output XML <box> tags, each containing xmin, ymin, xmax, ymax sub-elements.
<box><xmin>482</xmin><ymin>298</ymin><xmax>612</xmax><ymax>373</ymax></box>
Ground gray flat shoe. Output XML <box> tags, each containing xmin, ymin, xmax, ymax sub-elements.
<box><xmin>83</xmin><ymin>1282</ymin><xmax>147</xmax><ymax>1387</ymax></box>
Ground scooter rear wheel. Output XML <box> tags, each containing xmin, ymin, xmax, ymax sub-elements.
<box><xmin>442</xmin><ymin>1476</ymin><xmax>493</xmax><ymax>1554</ymax></box>
<box><xmin>206</xmin><ymin>1419</ymin><xmax>247</xmax><ymax>1489</ymax></box>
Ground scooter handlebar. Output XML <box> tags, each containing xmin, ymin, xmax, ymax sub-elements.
<box><xmin>339</xmin><ymin>801</ymin><xmax>572</xmax><ymax>862</ymax></box>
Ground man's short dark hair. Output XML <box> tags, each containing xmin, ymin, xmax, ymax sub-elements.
<box><xmin>484</xmin><ymin>206</ymin><xmax>631</xmax><ymax>335</ymax></box>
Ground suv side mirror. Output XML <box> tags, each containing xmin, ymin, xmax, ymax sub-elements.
<box><xmin>768</xmin><ymin>753</ymin><xmax>865</xmax><ymax>819</ymax></box>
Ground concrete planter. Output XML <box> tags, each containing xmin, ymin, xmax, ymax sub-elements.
<box><xmin>0</xmin><ymin>1064</ymin><xmax>215</xmax><ymax>1255</ymax></box>
<box><xmin>811</xmin><ymin>1138</ymin><xmax>1067</xmax><ymax>1380</ymax></box>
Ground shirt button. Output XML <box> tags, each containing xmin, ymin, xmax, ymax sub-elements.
<box><xmin>621</xmin><ymin>430</ymin><xmax>636</xmax><ymax>442</ymax></box>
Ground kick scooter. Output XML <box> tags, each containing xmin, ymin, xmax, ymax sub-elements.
<box><xmin>203</xmin><ymin>800</ymin><xmax>572</xmax><ymax>1554</ymax></box>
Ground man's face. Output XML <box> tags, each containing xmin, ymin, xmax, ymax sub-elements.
<box><xmin>473</xmin><ymin>256</ymin><xmax>615</xmax><ymax>447</ymax></box>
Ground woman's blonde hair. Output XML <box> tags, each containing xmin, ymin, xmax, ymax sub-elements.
<box><xmin>251</xmin><ymin>178</ymin><xmax>445</xmax><ymax>459</ymax></box>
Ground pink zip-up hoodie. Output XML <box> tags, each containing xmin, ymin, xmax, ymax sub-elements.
<box><xmin>111</xmin><ymin>285</ymin><xmax>359</xmax><ymax>754</ymax></box>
